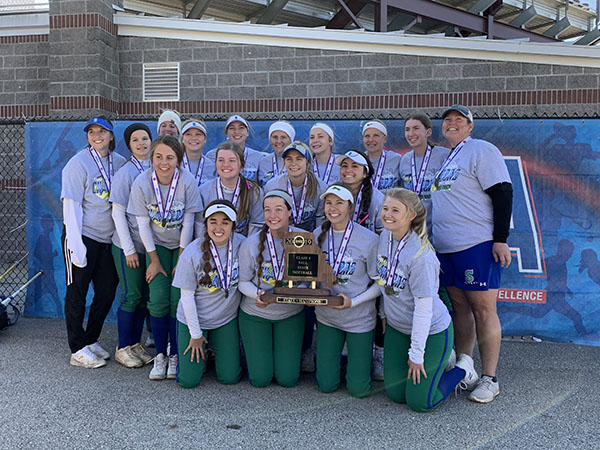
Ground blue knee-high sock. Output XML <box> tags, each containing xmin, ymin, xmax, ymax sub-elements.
<box><xmin>169</xmin><ymin>316</ymin><xmax>178</xmax><ymax>356</ymax></box>
<box><xmin>117</xmin><ymin>308</ymin><xmax>134</xmax><ymax>350</ymax></box>
<box><xmin>150</xmin><ymin>315</ymin><xmax>169</xmax><ymax>355</ymax></box>
<box><xmin>437</xmin><ymin>367</ymin><xmax>466</xmax><ymax>401</ymax></box>
<box><xmin>132</xmin><ymin>307</ymin><xmax>147</xmax><ymax>346</ymax></box>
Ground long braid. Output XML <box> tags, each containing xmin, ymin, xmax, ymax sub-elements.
<box><xmin>199</xmin><ymin>231</ymin><xmax>213</xmax><ymax>286</ymax></box>
<box><xmin>358</xmin><ymin>175</ymin><xmax>373</xmax><ymax>224</ymax></box>
<box><xmin>317</xmin><ymin>220</ymin><xmax>331</xmax><ymax>249</ymax></box>
<box><xmin>255</xmin><ymin>224</ymin><xmax>269</xmax><ymax>284</ymax></box>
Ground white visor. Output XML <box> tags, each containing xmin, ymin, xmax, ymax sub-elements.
<box><xmin>269</xmin><ymin>121</ymin><xmax>295</xmax><ymax>141</ymax></box>
<box><xmin>311</xmin><ymin>123</ymin><xmax>334</xmax><ymax>141</ymax></box>
<box><xmin>182</xmin><ymin>121</ymin><xmax>207</xmax><ymax>136</ymax></box>
<box><xmin>362</xmin><ymin>121</ymin><xmax>387</xmax><ymax>136</ymax></box>
<box><xmin>225</xmin><ymin>115</ymin><xmax>249</xmax><ymax>132</ymax></box>
<box><xmin>204</xmin><ymin>203</ymin><xmax>237</xmax><ymax>222</ymax></box>
<box><xmin>319</xmin><ymin>185</ymin><xmax>354</xmax><ymax>204</ymax></box>
<box><xmin>335</xmin><ymin>150</ymin><xmax>369</xmax><ymax>168</ymax></box>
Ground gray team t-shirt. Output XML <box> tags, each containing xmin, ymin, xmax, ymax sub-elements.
<box><xmin>354</xmin><ymin>186</ymin><xmax>384</xmax><ymax>234</ymax></box>
<box><xmin>431</xmin><ymin>138</ymin><xmax>511</xmax><ymax>254</ymax></box>
<box><xmin>198</xmin><ymin>178</ymin><xmax>264</xmax><ymax>237</ymax></box>
<box><xmin>238</xmin><ymin>227</ymin><xmax>305</xmax><ymax>320</ymax></box>
<box><xmin>128</xmin><ymin>168</ymin><xmax>202</xmax><ymax>250</ymax></box>
<box><xmin>173</xmin><ymin>233</ymin><xmax>245</xmax><ymax>331</ymax></box>
<box><xmin>313</xmin><ymin>158</ymin><xmax>341</xmax><ymax>184</ymax></box>
<box><xmin>376</xmin><ymin>229</ymin><xmax>451</xmax><ymax>335</ymax></box>
<box><xmin>257</xmin><ymin>153</ymin><xmax>285</xmax><ymax>187</ymax></box>
<box><xmin>369</xmin><ymin>150</ymin><xmax>402</xmax><ymax>192</ymax></box>
<box><xmin>205</xmin><ymin>145</ymin><xmax>266</xmax><ymax>182</ymax></box>
<box><xmin>61</xmin><ymin>147</ymin><xmax>126</xmax><ymax>243</ymax></box>
<box><xmin>399</xmin><ymin>146</ymin><xmax>450</xmax><ymax>238</ymax></box>
<box><xmin>109</xmin><ymin>159</ymin><xmax>151</xmax><ymax>254</ymax></box>
<box><xmin>313</xmin><ymin>224</ymin><xmax>379</xmax><ymax>333</ymax></box>
<box><xmin>183</xmin><ymin>155</ymin><xmax>217</xmax><ymax>187</ymax></box>
<box><xmin>264</xmin><ymin>174</ymin><xmax>327</xmax><ymax>232</ymax></box>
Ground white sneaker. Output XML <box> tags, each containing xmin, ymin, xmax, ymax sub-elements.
<box><xmin>130</xmin><ymin>343</ymin><xmax>154</xmax><ymax>365</ymax></box>
<box><xmin>115</xmin><ymin>346</ymin><xmax>143</xmax><ymax>369</ymax></box>
<box><xmin>70</xmin><ymin>346</ymin><xmax>106</xmax><ymax>369</ymax></box>
<box><xmin>149</xmin><ymin>353</ymin><xmax>167</xmax><ymax>380</ymax></box>
<box><xmin>455</xmin><ymin>354</ymin><xmax>480</xmax><ymax>391</ymax></box>
<box><xmin>301</xmin><ymin>348</ymin><xmax>315</xmax><ymax>373</ymax></box>
<box><xmin>445</xmin><ymin>348</ymin><xmax>456</xmax><ymax>372</ymax></box>
<box><xmin>87</xmin><ymin>342</ymin><xmax>110</xmax><ymax>360</ymax></box>
<box><xmin>372</xmin><ymin>345</ymin><xmax>384</xmax><ymax>381</ymax></box>
<box><xmin>167</xmin><ymin>354</ymin><xmax>178</xmax><ymax>379</ymax></box>
<box><xmin>469</xmin><ymin>375</ymin><xmax>500</xmax><ymax>403</ymax></box>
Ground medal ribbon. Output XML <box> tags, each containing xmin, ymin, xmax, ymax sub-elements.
<box><xmin>182</xmin><ymin>153</ymin><xmax>205</xmax><ymax>186</ymax></box>
<box><xmin>286</xmin><ymin>176</ymin><xmax>308</xmax><ymax>224</ymax></box>
<box><xmin>313</xmin><ymin>153</ymin><xmax>335</xmax><ymax>183</ymax></box>
<box><xmin>130</xmin><ymin>156</ymin><xmax>144</xmax><ymax>174</ymax></box>
<box><xmin>272</xmin><ymin>154</ymin><xmax>287</xmax><ymax>177</ymax></box>
<box><xmin>371</xmin><ymin>151</ymin><xmax>387</xmax><ymax>189</ymax></box>
<box><xmin>209</xmin><ymin>235</ymin><xmax>233</xmax><ymax>292</ymax></box>
<box><xmin>432</xmin><ymin>136</ymin><xmax>471</xmax><ymax>187</ymax></box>
<box><xmin>151</xmin><ymin>167</ymin><xmax>180</xmax><ymax>225</ymax></box>
<box><xmin>352</xmin><ymin>186</ymin><xmax>363</xmax><ymax>222</ymax></box>
<box><xmin>328</xmin><ymin>221</ymin><xmax>354</xmax><ymax>276</ymax></box>
<box><xmin>216</xmin><ymin>177</ymin><xmax>241</xmax><ymax>208</ymax></box>
<box><xmin>410</xmin><ymin>145</ymin><xmax>432</xmax><ymax>195</ymax></box>
<box><xmin>266</xmin><ymin>230</ymin><xmax>286</xmax><ymax>281</ymax></box>
<box><xmin>386</xmin><ymin>232</ymin><xmax>409</xmax><ymax>288</ymax></box>
<box><xmin>88</xmin><ymin>147</ymin><xmax>113</xmax><ymax>193</ymax></box>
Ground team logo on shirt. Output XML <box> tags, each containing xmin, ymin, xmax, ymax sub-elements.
<box><xmin>433</xmin><ymin>164</ymin><xmax>461</xmax><ymax>192</ymax></box>
<box><xmin>201</xmin><ymin>263</ymin><xmax>240</xmax><ymax>293</ymax></box>
<box><xmin>324</xmin><ymin>255</ymin><xmax>356</xmax><ymax>285</ymax></box>
<box><xmin>377</xmin><ymin>172</ymin><xmax>398</xmax><ymax>191</ymax></box>
<box><xmin>241</xmin><ymin>165</ymin><xmax>258</xmax><ymax>180</ymax></box>
<box><xmin>401</xmin><ymin>175</ymin><xmax>436</xmax><ymax>200</ymax></box>
<box><xmin>260</xmin><ymin>262</ymin><xmax>276</xmax><ymax>286</ymax></box>
<box><xmin>92</xmin><ymin>175</ymin><xmax>109</xmax><ymax>200</ymax></box>
<box><xmin>147</xmin><ymin>201</ymin><xmax>185</xmax><ymax>228</ymax></box>
<box><xmin>376</xmin><ymin>256</ymin><xmax>407</xmax><ymax>295</ymax></box>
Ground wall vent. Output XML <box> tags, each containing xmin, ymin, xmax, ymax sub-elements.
<box><xmin>143</xmin><ymin>63</ymin><xmax>180</xmax><ymax>102</ymax></box>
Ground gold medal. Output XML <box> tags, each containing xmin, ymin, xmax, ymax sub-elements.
<box><xmin>385</xmin><ymin>286</ymin><xmax>394</xmax><ymax>295</ymax></box>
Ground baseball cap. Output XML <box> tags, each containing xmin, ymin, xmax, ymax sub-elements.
<box><xmin>282</xmin><ymin>141</ymin><xmax>311</xmax><ymax>161</ymax></box>
<box><xmin>442</xmin><ymin>105</ymin><xmax>474</xmax><ymax>123</ymax></box>
<box><xmin>84</xmin><ymin>117</ymin><xmax>113</xmax><ymax>132</ymax></box>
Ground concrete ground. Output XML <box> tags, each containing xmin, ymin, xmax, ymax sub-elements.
<box><xmin>1</xmin><ymin>317</ymin><xmax>598</xmax><ymax>450</ymax></box>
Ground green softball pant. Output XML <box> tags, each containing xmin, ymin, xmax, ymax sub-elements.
<box><xmin>146</xmin><ymin>245</ymin><xmax>180</xmax><ymax>318</ymax></box>
<box><xmin>238</xmin><ymin>309</ymin><xmax>305</xmax><ymax>388</ymax></box>
<box><xmin>384</xmin><ymin>322</ymin><xmax>454</xmax><ymax>412</ymax></box>
<box><xmin>316</xmin><ymin>321</ymin><xmax>374</xmax><ymax>398</ymax></box>
<box><xmin>111</xmin><ymin>245</ymin><xmax>148</xmax><ymax>312</ymax></box>
<box><xmin>177</xmin><ymin>317</ymin><xmax>241</xmax><ymax>388</ymax></box>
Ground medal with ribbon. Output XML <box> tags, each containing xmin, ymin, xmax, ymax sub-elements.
<box><xmin>151</xmin><ymin>168</ymin><xmax>180</xmax><ymax>227</ymax></box>
<box><xmin>209</xmin><ymin>235</ymin><xmax>234</xmax><ymax>298</ymax></box>
<box><xmin>352</xmin><ymin>186</ymin><xmax>363</xmax><ymax>223</ymax></box>
<box><xmin>313</xmin><ymin>153</ymin><xmax>335</xmax><ymax>183</ymax></box>
<box><xmin>183</xmin><ymin>153</ymin><xmax>205</xmax><ymax>186</ymax></box>
<box><xmin>287</xmin><ymin>177</ymin><xmax>308</xmax><ymax>225</ymax></box>
<box><xmin>430</xmin><ymin>137</ymin><xmax>470</xmax><ymax>192</ymax></box>
<box><xmin>88</xmin><ymin>147</ymin><xmax>113</xmax><ymax>193</ymax></box>
<box><xmin>266</xmin><ymin>230</ymin><xmax>286</xmax><ymax>281</ymax></box>
<box><xmin>385</xmin><ymin>231</ymin><xmax>409</xmax><ymax>295</ymax></box>
<box><xmin>410</xmin><ymin>145</ymin><xmax>432</xmax><ymax>196</ymax></box>
<box><xmin>130</xmin><ymin>156</ymin><xmax>144</xmax><ymax>174</ymax></box>
<box><xmin>216</xmin><ymin>177</ymin><xmax>241</xmax><ymax>208</ymax></box>
<box><xmin>272</xmin><ymin>154</ymin><xmax>286</xmax><ymax>178</ymax></box>
<box><xmin>328</xmin><ymin>221</ymin><xmax>354</xmax><ymax>276</ymax></box>
<box><xmin>371</xmin><ymin>151</ymin><xmax>387</xmax><ymax>189</ymax></box>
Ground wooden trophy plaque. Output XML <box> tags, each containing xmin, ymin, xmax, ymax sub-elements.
<box><xmin>262</xmin><ymin>231</ymin><xmax>343</xmax><ymax>306</ymax></box>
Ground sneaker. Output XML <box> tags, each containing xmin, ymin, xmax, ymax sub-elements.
<box><xmin>115</xmin><ymin>346</ymin><xmax>143</xmax><ymax>369</ymax></box>
<box><xmin>87</xmin><ymin>342</ymin><xmax>110</xmax><ymax>360</ymax></box>
<box><xmin>70</xmin><ymin>346</ymin><xmax>106</xmax><ymax>369</ymax></box>
<box><xmin>167</xmin><ymin>354</ymin><xmax>178</xmax><ymax>379</ymax></box>
<box><xmin>445</xmin><ymin>348</ymin><xmax>456</xmax><ymax>372</ymax></box>
<box><xmin>145</xmin><ymin>334</ymin><xmax>155</xmax><ymax>348</ymax></box>
<box><xmin>301</xmin><ymin>348</ymin><xmax>315</xmax><ymax>373</ymax></box>
<box><xmin>455</xmin><ymin>354</ymin><xmax>479</xmax><ymax>391</ymax></box>
<box><xmin>130</xmin><ymin>343</ymin><xmax>154</xmax><ymax>365</ymax></box>
<box><xmin>149</xmin><ymin>353</ymin><xmax>167</xmax><ymax>380</ymax></box>
<box><xmin>372</xmin><ymin>345</ymin><xmax>384</xmax><ymax>381</ymax></box>
<box><xmin>469</xmin><ymin>375</ymin><xmax>500</xmax><ymax>403</ymax></box>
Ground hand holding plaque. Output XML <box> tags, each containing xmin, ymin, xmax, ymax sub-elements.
<box><xmin>262</xmin><ymin>231</ymin><xmax>344</xmax><ymax>306</ymax></box>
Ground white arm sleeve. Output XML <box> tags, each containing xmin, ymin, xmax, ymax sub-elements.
<box><xmin>408</xmin><ymin>297</ymin><xmax>433</xmax><ymax>365</ymax></box>
<box><xmin>111</xmin><ymin>203</ymin><xmax>136</xmax><ymax>256</ymax></box>
<box><xmin>350</xmin><ymin>282</ymin><xmax>380</xmax><ymax>308</ymax></box>
<box><xmin>238</xmin><ymin>280</ymin><xmax>260</xmax><ymax>298</ymax></box>
<box><xmin>180</xmin><ymin>289</ymin><xmax>203</xmax><ymax>339</ymax></box>
<box><xmin>135</xmin><ymin>216</ymin><xmax>156</xmax><ymax>253</ymax></box>
<box><xmin>179</xmin><ymin>212</ymin><xmax>195</xmax><ymax>249</ymax></box>
<box><xmin>62</xmin><ymin>198</ymin><xmax>87</xmax><ymax>268</ymax></box>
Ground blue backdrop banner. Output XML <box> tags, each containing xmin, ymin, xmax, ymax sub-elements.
<box><xmin>24</xmin><ymin>118</ymin><xmax>600</xmax><ymax>346</ymax></box>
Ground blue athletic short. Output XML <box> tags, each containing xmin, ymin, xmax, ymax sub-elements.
<box><xmin>438</xmin><ymin>241</ymin><xmax>502</xmax><ymax>291</ymax></box>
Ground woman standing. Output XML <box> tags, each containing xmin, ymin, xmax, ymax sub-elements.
<box><xmin>361</xmin><ymin>120</ymin><xmax>402</xmax><ymax>192</ymax></box>
<box><xmin>257</xmin><ymin>121</ymin><xmax>295</xmax><ymax>186</ymax></box>
<box><xmin>313</xmin><ymin>183</ymin><xmax>380</xmax><ymax>398</ymax></box>
<box><xmin>309</xmin><ymin>122</ymin><xmax>340</xmax><ymax>184</ymax></box>
<box><xmin>61</xmin><ymin>116</ymin><xmax>126</xmax><ymax>368</ymax></box>
<box><xmin>206</xmin><ymin>114</ymin><xmax>265</xmax><ymax>181</ymax></box>
<box><xmin>128</xmin><ymin>135</ymin><xmax>202</xmax><ymax>380</ymax></box>
<box><xmin>432</xmin><ymin>105</ymin><xmax>512</xmax><ymax>403</ymax></box>
<box><xmin>237</xmin><ymin>190</ymin><xmax>306</xmax><ymax>388</ymax></box>
<box><xmin>198</xmin><ymin>142</ymin><xmax>264</xmax><ymax>237</ymax></box>
<box><xmin>173</xmin><ymin>200</ymin><xmax>244</xmax><ymax>388</ymax></box>
<box><xmin>399</xmin><ymin>114</ymin><xmax>450</xmax><ymax>237</ymax></box>
<box><xmin>110</xmin><ymin>123</ymin><xmax>154</xmax><ymax>368</ymax></box>
<box><xmin>180</xmin><ymin>118</ymin><xmax>216</xmax><ymax>187</ymax></box>
<box><xmin>377</xmin><ymin>188</ymin><xmax>464</xmax><ymax>411</ymax></box>
<box><xmin>264</xmin><ymin>142</ymin><xmax>326</xmax><ymax>232</ymax></box>
<box><xmin>335</xmin><ymin>150</ymin><xmax>384</xmax><ymax>233</ymax></box>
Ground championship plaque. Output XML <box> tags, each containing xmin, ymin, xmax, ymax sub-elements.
<box><xmin>262</xmin><ymin>231</ymin><xmax>343</xmax><ymax>306</ymax></box>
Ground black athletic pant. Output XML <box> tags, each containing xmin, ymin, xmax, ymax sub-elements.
<box><xmin>62</xmin><ymin>230</ymin><xmax>119</xmax><ymax>353</ymax></box>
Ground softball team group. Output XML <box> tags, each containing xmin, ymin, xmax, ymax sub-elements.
<box><xmin>60</xmin><ymin>105</ymin><xmax>513</xmax><ymax>411</ymax></box>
